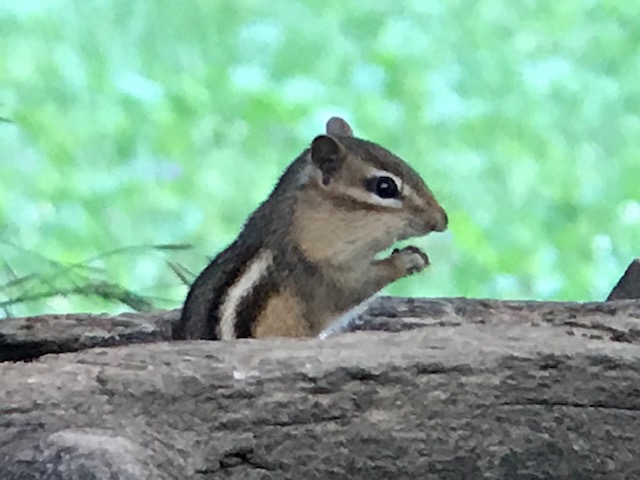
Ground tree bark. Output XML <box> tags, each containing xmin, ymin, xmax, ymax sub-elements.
<box><xmin>1</xmin><ymin>294</ymin><xmax>640</xmax><ymax>363</ymax></box>
<box><xmin>1</xmin><ymin>259</ymin><xmax>639</xmax><ymax>479</ymax></box>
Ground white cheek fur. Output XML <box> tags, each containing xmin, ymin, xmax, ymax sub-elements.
<box><xmin>365</xmin><ymin>195</ymin><xmax>403</xmax><ymax>208</ymax></box>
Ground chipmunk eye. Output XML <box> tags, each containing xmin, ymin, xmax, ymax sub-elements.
<box><xmin>369</xmin><ymin>175</ymin><xmax>399</xmax><ymax>199</ymax></box>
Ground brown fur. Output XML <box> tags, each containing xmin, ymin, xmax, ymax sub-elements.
<box><xmin>291</xmin><ymin>188</ymin><xmax>406</xmax><ymax>266</ymax></box>
<box><xmin>252</xmin><ymin>288</ymin><xmax>310</xmax><ymax>338</ymax></box>
<box><xmin>176</xmin><ymin>117</ymin><xmax>448</xmax><ymax>341</ymax></box>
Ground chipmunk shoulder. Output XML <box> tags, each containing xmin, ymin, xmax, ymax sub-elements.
<box><xmin>174</xmin><ymin>117</ymin><xmax>448</xmax><ymax>341</ymax></box>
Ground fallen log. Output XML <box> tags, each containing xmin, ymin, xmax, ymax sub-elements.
<box><xmin>0</xmin><ymin>260</ymin><xmax>639</xmax><ymax>478</ymax></box>
<box><xmin>1</xmin><ymin>306</ymin><xmax>640</xmax><ymax>479</ymax></box>
<box><xmin>2</xmin><ymin>296</ymin><xmax>640</xmax><ymax>363</ymax></box>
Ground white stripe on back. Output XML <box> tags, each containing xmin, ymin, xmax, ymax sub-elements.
<box><xmin>218</xmin><ymin>249</ymin><xmax>273</xmax><ymax>340</ymax></box>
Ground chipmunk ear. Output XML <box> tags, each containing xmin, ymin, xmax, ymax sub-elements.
<box><xmin>311</xmin><ymin>135</ymin><xmax>346</xmax><ymax>186</ymax></box>
<box><xmin>326</xmin><ymin>116</ymin><xmax>354</xmax><ymax>137</ymax></box>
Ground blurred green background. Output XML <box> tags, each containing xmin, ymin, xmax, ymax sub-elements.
<box><xmin>1</xmin><ymin>0</ymin><xmax>638</xmax><ymax>318</ymax></box>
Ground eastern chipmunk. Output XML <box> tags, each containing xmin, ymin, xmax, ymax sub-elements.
<box><xmin>175</xmin><ymin>117</ymin><xmax>448</xmax><ymax>340</ymax></box>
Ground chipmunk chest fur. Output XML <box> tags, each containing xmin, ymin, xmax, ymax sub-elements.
<box><xmin>175</xmin><ymin>117</ymin><xmax>448</xmax><ymax>341</ymax></box>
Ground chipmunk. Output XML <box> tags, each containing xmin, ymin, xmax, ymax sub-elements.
<box><xmin>174</xmin><ymin>117</ymin><xmax>448</xmax><ymax>340</ymax></box>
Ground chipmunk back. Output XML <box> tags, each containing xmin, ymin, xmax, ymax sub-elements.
<box><xmin>175</xmin><ymin>117</ymin><xmax>448</xmax><ymax>340</ymax></box>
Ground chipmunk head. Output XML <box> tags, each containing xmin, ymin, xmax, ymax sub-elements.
<box><xmin>292</xmin><ymin>117</ymin><xmax>448</xmax><ymax>265</ymax></box>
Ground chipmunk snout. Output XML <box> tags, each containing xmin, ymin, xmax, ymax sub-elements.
<box><xmin>409</xmin><ymin>203</ymin><xmax>448</xmax><ymax>235</ymax></box>
<box><xmin>433</xmin><ymin>207</ymin><xmax>448</xmax><ymax>232</ymax></box>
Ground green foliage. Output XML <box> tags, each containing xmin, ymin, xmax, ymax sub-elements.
<box><xmin>1</xmin><ymin>0</ymin><xmax>638</xmax><ymax>317</ymax></box>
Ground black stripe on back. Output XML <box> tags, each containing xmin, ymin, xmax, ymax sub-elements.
<box><xmin>205</xmin><ymin>240</ymin><xmax>263</xmax><ymax>339</ymax></box>
<box><xmin>234</xmin><ymin>271</ymin><xmax>278</xmax><ymax>338</ymax></box>
<box><xmin>176</xmin><ymin>237</ymin><xmax>261</xmax><ymax>340</ymax></box>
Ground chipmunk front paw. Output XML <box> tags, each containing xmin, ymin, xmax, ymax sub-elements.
<box><xmin>390</xmin><ymin>246</ymin><xmax>430</xmax><ymax>276</ymax></box>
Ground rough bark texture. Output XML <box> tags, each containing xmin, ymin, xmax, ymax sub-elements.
<box><xmin>0</xmin><ymin>259</ymin><xmax>639</xmax><ymax>479</ymax></box>
<box><xmin>3</xmin><ymin>295</ymin><xmax>640</xmax><ymax>363</ymax></box>
<box><xmin>0</xmin><ymin>309</ymin><xmax>177</xmax><ymax>362</ymax></box>
<box><xmin>0</xmin><ymin>297</ymin><xmax>639</xmax><ymax>479</ymax></box>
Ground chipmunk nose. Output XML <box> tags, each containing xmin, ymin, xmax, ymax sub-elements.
<box><xmin>409</xmin><ymin>204</ymin><xmax>448</xmax><ymax>235</ymax></box>
<box><xmin>433</xmin><ymin>207</ymin><xmax>448</xmax><ymax>232</ymax></box>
